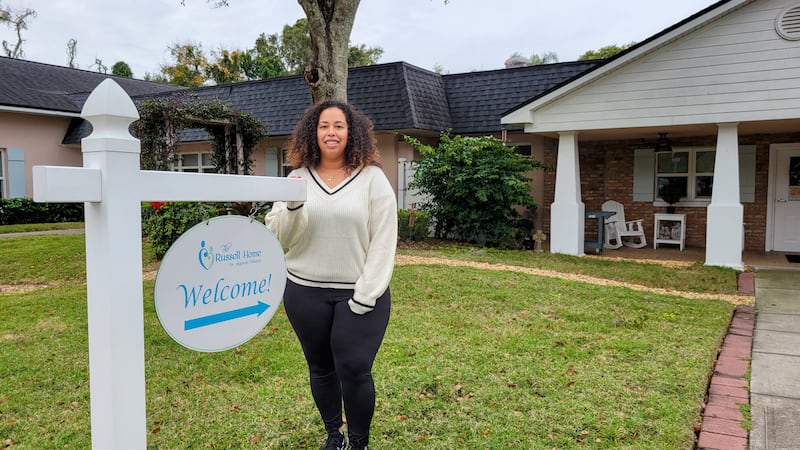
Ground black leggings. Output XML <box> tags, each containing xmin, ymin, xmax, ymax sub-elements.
<box><xmin>283</xmin><ymin>280</ymin><xmax>390</xmax><ymax>447</ymax></box>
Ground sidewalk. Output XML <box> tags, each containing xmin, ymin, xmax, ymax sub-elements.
<box><xmin>0</xmin><ymin>228</ymin><xmax>85</xmax><ymax>238</ymax></box>
<box><xmin>749</xmin><ymin>270</ymin><xmax>800</xmax><ymax>450</ymax></box>
<box><xmin>697</xmin><ymin>269</ymin><xmax>800</xmax><ymax>450</ymax></box>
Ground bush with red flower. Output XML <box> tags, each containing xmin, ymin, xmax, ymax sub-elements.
<box><xmin>141</xmin><ymin>201</ymin><xmax>219</xmax><ymax>259</ymax></box>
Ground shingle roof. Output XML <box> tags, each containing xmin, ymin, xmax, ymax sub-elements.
<box><xmin>138</xmin><ymin>62</ymin><xmax>453</xmax><ymax>142</ymax></box>
<box><xmin>348</xmin><ymin>62</ymin><xmax>451</xmax><ymax>132</ymax></box>
<box><xmin>0</xmin><ymin>56</ymin><xmax>183</xmax><ymax>113</ymax></box>
<box><xmin>2</xmin><ymin>57</ymin><xmax>602</xmax><ymax>144</ymax></box>
<box><xmin>444</xmin><ymin>61</ymin><xmax>601</xmax><ymax>133</ymax></box>
<box><xmin>164</xmin><ymin>61</ymin><xmax>600</xmax><ymax>141</ymax></box>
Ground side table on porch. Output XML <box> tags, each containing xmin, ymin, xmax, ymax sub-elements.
<box><xmin>585</xmin><ymin>210</ymin><xmax>616</xmax><ymax>254</ymax></box>
<box><xmin>653</xmin><ymin>213</ymin><xmax>686</xmax><ymax>251</ymax></box>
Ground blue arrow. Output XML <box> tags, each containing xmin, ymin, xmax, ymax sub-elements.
<box><xmin>184</xmin><ymin>301</ymin><xmax>270</xmax><ymax>331</ymax></box>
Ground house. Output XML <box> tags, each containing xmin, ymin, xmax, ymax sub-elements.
<box><xmin>502</xmin><ymin>0</ymin><xmax>800</xmax><ymax>268</ymax></box>
<box><xmin>0</xmin><ymin>58</ymin><xmax>185</xmax><ymax>199</ymax></box>
<box><xmin>1</xmin><ymin>54</ymin><xmax>598</xmax><ymax>231</ymax></box>
<box><xmin>5</xmin><ymin>0</ymin><xmax>797</xmax><ymax>269</ymax></box>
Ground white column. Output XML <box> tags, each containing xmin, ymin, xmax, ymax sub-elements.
<box><xmin>705</xmin><ymin>123</ymin><xmax>743</xmax><ymax>269</ymax></box>
<box><xmin>550</xmin><ymin>131</ymin><xmax>585</xmax><ymax>255</ymax></box>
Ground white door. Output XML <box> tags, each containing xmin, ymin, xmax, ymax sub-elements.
<box><xmin>773</xmin><ymin>146</ymin><xmax>800</xmax><ymax>252</ymax></box>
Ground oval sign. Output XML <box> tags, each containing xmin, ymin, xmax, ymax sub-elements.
<box><xmin>154</xmin><ymin>215</ymin><xmax>286</xmax><ymax>352</ymax></box>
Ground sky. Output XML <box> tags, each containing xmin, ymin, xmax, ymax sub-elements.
<box><xmin>2</xmin><ymin>0</ymin><xmax>719</xmax><ymax>79</ymax></box>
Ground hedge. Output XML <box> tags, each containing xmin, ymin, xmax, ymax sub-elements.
<box><xmin>0</xmin><ymin>198</ymin><xmax>84</xmax><ymax>225</ymax></box>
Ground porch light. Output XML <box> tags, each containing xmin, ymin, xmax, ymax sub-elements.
<box><xmin>654</xmin><ymin>132</ymin><xmax>672</xmax><ymax>152</ymax></box>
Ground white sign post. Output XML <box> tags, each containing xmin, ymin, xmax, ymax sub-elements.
<box><xmin>32</xmin><ymin>79</ymin><xmax>304</xmax><ymax>449</ymax></box>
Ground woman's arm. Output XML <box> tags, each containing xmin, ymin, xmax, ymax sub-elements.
<box><xmin>349</xmin><ymin>170</ymin><xmax>398</xmax><ymax>314</ymax></box>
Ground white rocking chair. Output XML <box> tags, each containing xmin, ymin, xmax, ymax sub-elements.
<box><xmin>601</xmin><ymin>200</ymin><xmax>647</xmax><ymax>249</ymax></box>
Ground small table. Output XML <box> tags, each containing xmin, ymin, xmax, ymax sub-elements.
<box><xmin>585</xmin><ymin>210</ymin><xmax>616</xmax><ymax>254</ymax></box>
<box><xmin>654</xmin><ymin>213</ymin><xmax>686</xmax><ymax>251</ymax></box>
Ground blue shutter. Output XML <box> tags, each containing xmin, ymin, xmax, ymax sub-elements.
<box><xmin>632</xmin><ymin>148</ymin><xmax>655</xmax><ymax>202</ymax></box>
<box><xmin>738</xmin><ymin>145</ymin><xmax>755</xmax><ymax>203</ymax></box>
<box><xmin>7</xmin><ymin>148</ymin><xmax>26</xmax><ymax>198</ymax></box>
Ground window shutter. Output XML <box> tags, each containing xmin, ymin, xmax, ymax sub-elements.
<box><xmin>7</xmin><ymin>148</ymin><xmax>26</xmax><ymax>198</ymax></box>
<box><xmin>632</xmin><ymin>148</ymin><xmax>655</xmax><ymax>201</ymax></box>
<box><xmin>738</xmin><ymin>145</ymin><xmax>756</xmax><ymax>203</ymax></box>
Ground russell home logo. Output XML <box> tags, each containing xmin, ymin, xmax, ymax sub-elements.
<box><xmin>198</xmin><ymin>240</ymin><xmax>215</xmax><ymax>270</ymax></box>
<box><xmin>198</xmin><ymin>240</ymin><xmax>264</xmax><ymax>270</ymax></box>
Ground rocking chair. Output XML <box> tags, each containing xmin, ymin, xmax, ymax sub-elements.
<box><xmin>601</xmin><ymin>200</ymin><xmax>647</xmax><ymax>249</ymax></box>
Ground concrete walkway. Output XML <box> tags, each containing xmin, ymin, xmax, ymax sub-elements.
<box><xmin>749</xmin><ymin>270</ymin><xmax>800</xmax><ymax>450</ymax></box>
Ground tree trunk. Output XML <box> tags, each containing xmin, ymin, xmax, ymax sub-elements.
<box><xmin>298</xmin><ymin>0</ymin><xmax>359</xmax><ymax>103</ymax></box>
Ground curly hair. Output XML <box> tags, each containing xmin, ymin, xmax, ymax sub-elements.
<box><xmin>286</xmin><ymin>100</ymin><xmax>380</xmax><ymax>172</ymax></box>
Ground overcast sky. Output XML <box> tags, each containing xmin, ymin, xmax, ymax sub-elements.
<box><xmin>3</xmin><ymin>0</ymin><xmax>718</xmax><ymax>79</ymax></box>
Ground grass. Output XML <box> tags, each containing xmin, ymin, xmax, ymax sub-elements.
<box><xmin>397</xmin><ymin>240</ymin><xmax>739</xmax><ymax>296</ymax></box>
<box><xmin>0</xmin><ymin>232</ymin><xmax>736</xmax><ymax>448</ymax></box>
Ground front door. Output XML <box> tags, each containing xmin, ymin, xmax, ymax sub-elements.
<box><xmin>772</xmin><ymin>145</ymin><xmax>800</xmax><ymax>252</ymax></box>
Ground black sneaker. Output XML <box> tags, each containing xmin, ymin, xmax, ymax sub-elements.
<box><xmin>322</xmin><ymin>430</ymin><xmax>348</xmax><ymax>450</ymax></box>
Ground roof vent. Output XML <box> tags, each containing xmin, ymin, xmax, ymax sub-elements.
<box><xmin>776</xmin><ymin>4</ymin><xmax>800</xmax><ymax>40</ymax></box>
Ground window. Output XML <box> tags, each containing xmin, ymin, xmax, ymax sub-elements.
<box><xmin>514</xmin><ymin>145</ymin><xmax>532</xmax><ymax>158</ymax></box>
<box><xmin>655</xmin><ymin>147</ymin><xmax>715</xmax><ymax>202</ymax></box>
<box><xmin>176</xmin><ymin>153</ymin><xmax>215</xmax><ymax>173</ymax></box>
<box><xmin>281</xmin><ymin>149</ymin><xmax>292</xmax><ymax>177</ymax></box>
<box><xmin>0</xmin><ymin>148</ymin><xmax>5</xmax><ymax>199</ymax></box>
<box><xmin>790</xmin><ymin>156</ymin><xmax>800</xmax><ymax>201</ymax></box>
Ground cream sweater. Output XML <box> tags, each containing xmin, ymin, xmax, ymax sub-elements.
<box><xmin>265</xmin><ymin>165</ymin><xmax>397</xmax><ymax>314</ymax></box>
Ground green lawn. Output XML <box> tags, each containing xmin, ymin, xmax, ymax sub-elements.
<box><xmin>0</xmin><ymin>233</ymin><xmax>736</xmax><ymax>448</ymax></box>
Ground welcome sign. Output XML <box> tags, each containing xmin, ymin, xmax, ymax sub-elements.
<box><xmin>154</xmin><ymin>215</ymin><xmax>287</xmax><ymax>352</ymax></box>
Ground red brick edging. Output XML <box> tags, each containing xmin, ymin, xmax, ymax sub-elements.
<box><xmin>696</xmin><ymin>305</ymin><xmax>755</xmax><ymax>450</ymax></box>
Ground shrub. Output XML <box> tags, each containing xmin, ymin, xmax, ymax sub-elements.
<box><xmin>142</xmin><ymin>202</ymin><xmax>220</xmax><ymax>259</ymax></box>
<box><xmin>0</xmin><ymin>198</ymin><xmax>84</xmax><ymax>225</ymax></box>
<box><xmin>403</xmin><ymin>133</ymin><xmax>543</xmax><ymax>248</ymax></box>
<box><xmin>398</xmin><ymin>209</ymin><xmax>431</xmax><ymax>241</ymax></box>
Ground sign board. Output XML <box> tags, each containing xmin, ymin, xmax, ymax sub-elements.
<box><xmin>154</xmin><ymin>215</ymin><xmax>286</xmax><ymax>352</ymax></box>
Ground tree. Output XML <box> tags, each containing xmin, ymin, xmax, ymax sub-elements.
<box><xmin>199</xmin><ymin>0</ymin><xmax>445</xmax><ymax>101</ymax></box>
<box><xmin>206</xmin><ymin>48</ymin><xmax>247</xmax><ymax>84</ymax></box>
<box><xmin>111</xmin><ymin>61</ymin><xmax>133</xmax><ymax>77</ymax></box>
<box><xmin>508</xmin><ymin>51</ymin><xmax>558</xmax><ymax>66</ymax></box>
<box><xmin>66</xmin><ymin>38</ymin><xmax>78</xmax><ymax>68</ymax></box>
<box><xmin>199</xmin><ymin>0</ymin><xmax>358</xmax><ymax>102</ymax></box>
<box><xmin>160</xmin><ymin>16</ymin><xmax>381</xmax><ymax>87</ymax></box>
<box><xmin>348</xmin><ymin>43</ymin><xmax>383</xmax><ymax>68</ymax></box>
<box><xmin>161</xmin><ymin>42</ymin><xmax>208</xmax><ymax>87</ymax></box>
<box><xmin>144</xmin><ymin>72</ymin><xmax>170</xmax><ymax>83</ymax></box>
<box><xmin>278</xmin><ymin>18</ymin><xmax>311</xmax><ymax>74</ymax></box>
<box><xmin>529</xmin><ymin>51</ymin><xmax>558</xmax><ymax>65</ymax></box>
<box><xmin>251</xmin><ymin>18</ymin><xmax>382</xmax><ymax>78</ymax></box>
<box><xmin>404</xmin><ymin>134</ymin><xmax>543</xmax><ymax>247</ymax></box>
<box><xmin>92</xmin><ymin>58</ymin><xmax>108</xmax><ymax>74</ymax></box>
<box><xmin>578</xmin><ymin>42</ymin><xmax>636</xmax><ymax>60</ymax></box>
<box><xmin>298</xmin><ymin>0</ymin><xmax>359</xmax><ymax>102</ymax></box>
<box><xmin>1</xmin><ymin>3</ymin><xmax>36</xmax><ymax>58</ymax></box>
<box><xmin>239</xmin><ymin>49</ymin><xmax>284</xmax><ymax>80</ymax></box>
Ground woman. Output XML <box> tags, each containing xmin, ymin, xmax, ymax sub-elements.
<box><xmin>265</xmin><ymin>100</ymin><xmax>397</xmax><ymax>450</ymax></box>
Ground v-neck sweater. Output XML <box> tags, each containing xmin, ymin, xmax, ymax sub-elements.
<box><xmin>265</xmin><ymin>165</ymin><xmax>398</xmax><ymax>311</ymax></box>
